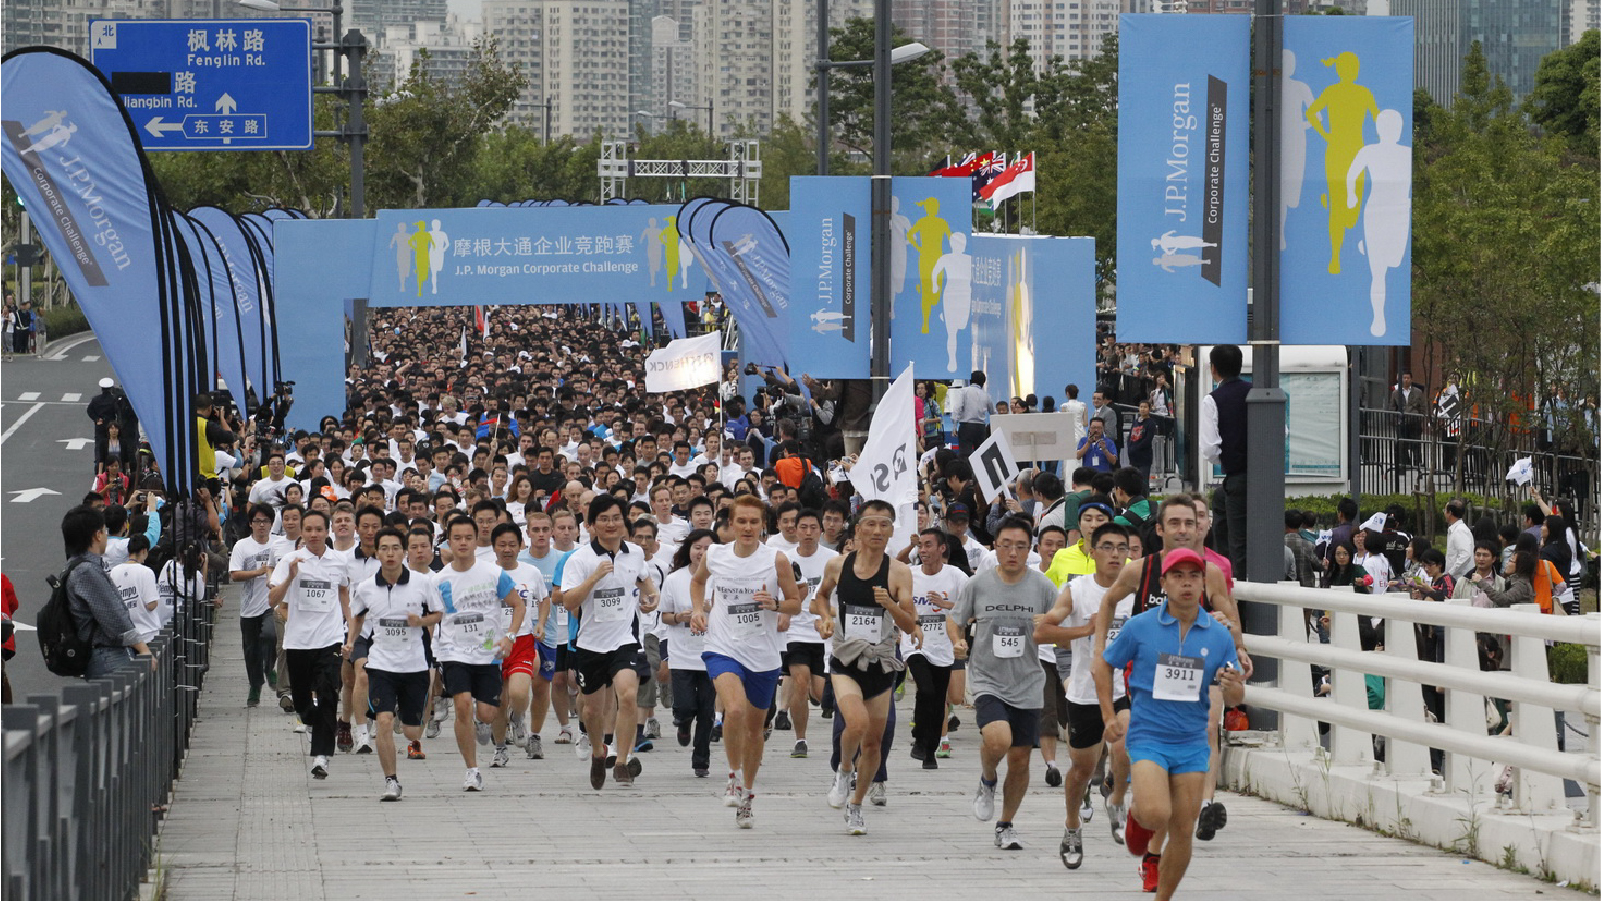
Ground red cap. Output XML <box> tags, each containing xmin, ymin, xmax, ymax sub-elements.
<box><xmin>1161</xmin><ymin>548</ymin><xmax>1206</xmax><ymax>575</ymax></box>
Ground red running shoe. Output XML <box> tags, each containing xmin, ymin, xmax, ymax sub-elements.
<box><xmin>1141</xmin><ymin>853</ymin><xmax>1162</xmax><ymax>893</ymax></box>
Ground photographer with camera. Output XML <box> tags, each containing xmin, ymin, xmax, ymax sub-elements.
<box><xmin>749</xmin><ymin>364</ymin><xmax>839</xmax><ymax>464</ymax></box>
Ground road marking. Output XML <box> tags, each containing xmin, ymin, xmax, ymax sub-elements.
<box><xmin>9</xmin><ymin>487</ymin><xmax>61</xmax><ymax>504</ymax></box>
<box><xmin>0</xmin><ymin>403</ymin><xmax>44</xmax><ymax>444</ymax></box>
<box><xmin>61</xmin><ymin>392</ymin><xmax>81</xmax><ymax>403</ymax></box>
<box><xmin>82</xmin><ymin>355</ymin><xmax>101</xmax><ymax>362</ymax></box>
<box><xmin>17</xmin><ymin>392</ymin><xmax>39</xmax><ymax>402</ymax></box>
<box><xmin>58</xmin><ymin>438</ymin><xmax>93</xmax><ymax>451</ymax></box>
<box><xmin>42</xmin><ymin>332</ymin><xmax>97</xmax><ymax>361</ymax></box>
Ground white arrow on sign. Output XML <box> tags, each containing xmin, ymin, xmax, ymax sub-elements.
<box><xmin>57</xmin><ymin>438</ymin><xmax>93</xmax><ymax>451</ymax></box>
<box><xmin>144</xmin><ymin>117</ymin><xmax>183</xmax><ymax>138</ymax></box>
<box><xmin>10</xmin><ymin>487</ymin><xmax>61</xmax><ymax>504</ymax></box>
<box><xmin>215</xmin><ymin>93</ymin><xmax>238</xmax><ymax>114</ymax></box>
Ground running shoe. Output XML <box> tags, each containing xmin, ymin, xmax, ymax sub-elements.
<box><xmin>509</xmin><ymin>716</ymin><xmax>527</xmax><ymax>746</ymax></box>
<box><xmin>576</xmin><ymin>733</ymin><xmax>592</xmax><ymax>758</ymax></box>
<box><xmin>711</xmin><ymin>721</ymin><xmax>723</xmax><ymax>742</ymax></box>
<box><xmin>935</xmin><ymin>741</ymin><xmax>952</xmax><ymax>759</ymax></box>
<box><xmin>774</xmin><ymin>710</ymin><xmax>791</xmax><ymax>731</ymax></box>
<box><xmin>555</xmin><ymin>724</ymin><xmax>575</xmax><ymax>744</ymax></box>
<box><xmin>336</xmin><ymin>721</ymin><xmax>353</xmax><ymax>753</ymax></box>
<box><xmin>736</xmin><ymin>794</ymin><xmax>754</xmax><ymax>829</ymax></box>
<box><xmin>791</xmin><ymin>739</ymin><xmax>808</xmax><ymax>758</ymax></box>
<box><xmin>464</xmin><ymin>769</ymin><xmax>485</xmax><ymax>792</ymax></box>
<box><xmin>526</xmin><ymin>734</ymin><xmax>544</xmax><ymax>759</ymax></box>
<box><xmin>909</xmin><ymin>745</ymin><xmax>927</xmax><ymax>761</ymax></box>
<box><xmin>589</xmin><ymin>757</ymin><xmax>606</xmax><ymax>790</ymax></box>
<box><xmin>627</xmin><ymin>756</ymin><xmax>643</xmax><ymax>779</ymax></box>
<box><xmin>1196</xmin><ymin>801</ymin><xmax>1227</xmax><ymax>841</ymax></box>
<box><xmin>1140</xmin><ymin>853</ymin><xmax>1161</xmax><ymax>892</ymax></box>
<box><xmin>380</xmin><ymin>776</ymin><xmax>403</xmax><ymax>802</ymax></box>
<box><xmin>474</xmin><ymin>719</ymin><xmax>492</xmax><ymax>747</ymax></box>
<box><xmin>972</xmin><ymin>778</ymin><xmax>996</xmax><ymax>821</ymax></box>
<box><xmin>354</xmin><ymin>724</ymin><xmax>373</xmax><ymax>755</ymax></box>
<box><xmin>491</xmin><ymin>745</ymin><xmax>510</xmax><ymax>768</ymax></box>
<box><xmin>424</xmin><ymin>719</ymin><xmax>441</xmax><ymax>739</ymax></box>
<box><xmin>645</xmin><ymin>717</ymin><xmax>662</xmax><ymax>740</ymax></box>
<box><xmin>694</xmin><ymin>768</ymin><xmax>709</xmax><ymax>778</ymax></box>
<box><xmin>310</xmin><ymin>756</ymin><xmax>329</xmax><ymax>780</ymax></box>
<box><xmin>613</xmin><ymin>763</ymin><xmax>635</xmax><ymax>786</ymax></box>
<box><xmin>724</xmin><ymin>773</ymin><xmax>744</xmax><ymax>807</ymax></box>
<box><xmin>407</xmin><ymin>741</ymin><xmax>426</xmax><ymax>760</ymax></box>
<box><xmin>247</xmin><ymin>687</ymin><xmax>261</xmax><ymax>708</ymax></box>
<box><xmin>278</xmin><ymin>693</ymin><xmax>295</xmax><ymax>712</ymax></box>
<box><xmin>923</xmin><ymin>755</ymin><xmax>938</xmax><ymax>770</ymax></box>
<box><xmin>845</xmin><ymin>804</ymin><xmax>867</xmax><ymax>835</ymax></box>
<box><xmin>826</xmin><ymin>769</ymin><xmax>851</xmax><ymax>809</ymax></box>
<box><xmin>634</xmin><ymin>735</ymin><xmax>655</xmax><ymax>753</ymax></box>
<box><xmin>947</xmin><ymin>714</ymin><xmax>960</xmax><ymax>732</ymax></box>
<box><xmin>1044</xmin><ymin>763</ymin><xmax>1063</xmax><ymax>787</ymax></box>
<box><xmin>677</xmin><ymin>721</ymin><xmax>691</xmax><ymax>747</ymax></box>
<box><xmin>869</xmin><ymin>781</ymin><xmax>886</xmax><ymax>807</ymax></box>
<box><xmin>1080</xmin><ymin>784</ymin><xmax>1095</xmax><ymax>823</ymax></box>
<box><xmin>1059</xmin><ymin>827</ymin><xmax>1083</xmax><ymax>869</ymax></box>
<box><xmin>1108</xmin><ymin>801</ymin><xmax>1126</xmax><ymax>845</ymax></box>
<box><xmin>995</xmin><ymin>824</ymin><xmax>1023</xmax><ymax>851</ymax></box>
<box><xmin>604</xmin><ymin>744</ymin><xmax>618</xmax><ymax>769</ymax></box>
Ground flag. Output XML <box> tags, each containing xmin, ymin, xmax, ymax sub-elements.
<box><xmin>458</xmin><ymin>326</ymin><xmax>467</xmax><ymax>361</ymax></box>
<box><xmin>644</xmin><ymin>329</ymin><xmax>722</xmax><ymax>393</ymax></box>
<box><xmin>930</xmin><ymin>152</ymin><xmax>977</xmax><ymax>177</ymax></box>
<box><xmin>853</xmin><ymin>364</ymin><xmax>918</xmax><ymax>507</ymax></box>
<box><xmin>981</xmin><ymin>152</ymin><xmax>1035</xmax><ymax>207</ymax></box>
<box><xmin>972</xmin><ymin>152</ymin><xmax>1006</xmax><ymax>203</ymax></box>
<box><xmin>474</xmin><ymin>305</ymin><xmax>489</xmax><ymax>341</ymax></box>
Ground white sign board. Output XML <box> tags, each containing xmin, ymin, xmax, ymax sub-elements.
<box><xmin>643</xmin><ymin>330</ymin><xmax>721</xmax><ymax>393</ymax></box>
<box><xmin>990</xmin><ymin>412</ymin><xmax>1076</xmax><ymax>467</ymax></box>
<box><xmin>970</xmin><ymin>429</ymin><xmax>1022</xmax><ymax>503</ymax></box>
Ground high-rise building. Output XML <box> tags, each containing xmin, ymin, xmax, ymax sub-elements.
<box><xmin>1568</xmin><ymin>0</ymin><xmax>1600</xmax><ymax>43</ymax></box>
<box><xmin>384</xmin><ymin>15</ymin><xmax>484</xmax><ymax>90</ymax></box>
<box><xmin>771</xmin><ymin>0</ymin><xmax>875</xmax><ymax>127</ymax></box>
<box><xmin>483</xmin><ymin>0</ymin><xmax>630</xmax><ymax>140</ymax></box>
<box><xmin>629</xmin><ymin>0</ymin><xmax>700</xmax><ymax>133</ymax></box>
<box><xmin>1004</xmin><ymin>0</ymin><xmax>1119</xmax><ymax>70</ymax></box>
<box><xmin>1390</xmin><ymin>0</ymin><xmax>1564</xmax><ymax>103</ymax></box>
<box><xmin>483</xmin><ymin>0</ymin><xmax>546</xmax><ymax>130</ymax></box>
<box><xmin>4</xmin><ymin>0</ymin><xmax>170</xmax><ymax>58</ymax></box>
<box><xmin>693</xmin><ymin>0</ymin><xmax>777</xmax><ymax>138</ymax></box>
<box><xmin>349</xmin><ymin>0</ymin><xmax>449</xmax><ymax>41</ymax></box>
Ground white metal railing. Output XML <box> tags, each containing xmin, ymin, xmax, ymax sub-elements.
<box><xmin>1234</xmin><ymin>581</ymin><xmax>1601</xmax><ymax>826</ymax></box>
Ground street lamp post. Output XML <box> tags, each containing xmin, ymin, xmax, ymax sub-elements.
<box><xmin>667</xmin><ymin>99</ymin><xmax>714</xmax><ymax>136</ymax></box>
<box><xmin>812</xmin><ymin>14</ymin><xmax>929</xmax><ymax>178</ymax></box>
<box><xmin>238</xmin><ymin>0</ymin><xmax>366</xmax><ymax>218</ymax></box>
<box><xmin>869</xmin><ymin>0</ymin><xmax>892</xmax><ymax>401</ymax></box>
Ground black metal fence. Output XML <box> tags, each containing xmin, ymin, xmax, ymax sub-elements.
<box><xmin>3</xmin><ymin>598</ymin><xmax>215</xmax><ymax>901</ymax></box>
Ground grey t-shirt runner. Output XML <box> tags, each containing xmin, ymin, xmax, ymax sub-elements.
<box><xmin>952</xmin><ymin>567</ymin><xmax>1058</xmax><ymax>709</ymax></box>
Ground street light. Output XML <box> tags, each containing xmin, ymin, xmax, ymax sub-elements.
<box><xmin>813</xmin><ymin>0</ymin><xmax>929</xmax><ymax>178</ymax></box>
<box><xmin>238</xmin><ymin>0</ymin><xmax>344</xmax><ymax>81</ymax></box>
<box><xmin>667</xmin><ymin>99</ymin><xmax>714</xmax><ymax>135</ymax></box>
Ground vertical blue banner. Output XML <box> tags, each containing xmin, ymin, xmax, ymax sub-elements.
<box><xmin>966</xmin><ymin>235</ymin><xmax>1097</xmax><ymax>410</ymax></box>
<box><xmin>888</xmin><ymin>175</ymin><xmax>975</xmax><ymax>377</ymax></box>
<box><xmin>1115</xmin><ymin>13</ymin><xmax>1250</xmax><ymax>344</ymax></box>
<box><xmin>1280</xmin><ymin>16</ymin><xmax>1413</xmax><ymax>345</ymax></box>
<box><xmin>274</xmin><ymin>218</ymin><xmax>377</xmax><ymax>432</ymax></box>
<box><xmin>787</xmin><ymin>176</ymin><xmax>870</xmax><ymax>378</ymax></box>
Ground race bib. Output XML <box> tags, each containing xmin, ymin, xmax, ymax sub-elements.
<box><xmin>1106</xmin><ymin>616</ymin><xmax>1128</xmax><ymax>644</ymax></box>
<box><xmin>298</xmin><ymin>578</ymin><xmax>334</xmax><ymax>613</ymax></box>
<box><xmin>448</xmin><ymin>611</ymin><xmax>492</xmax><ymax>648</ymax></box>
<box><xmin>918</xmin><ymin>612</ymin><xmax>946</xmax><ymax>634</ymax></box>
<box><xmin>375</xmin><ymin>616</ymin><xmax>412</xmax><ymax>650</ymax></box>
<box><xmin>845</xmin><ymin>604</ymin><xmax>884</xmax><ymax>637</ymax></box>
<box><xmin>992</xmin><ymin>624</ymin><xmax>1025</xmax><ymax>658</ymax></box>
<box><xmin>591</xmin><ymin>587</ymin><xmax>630</xmax><ymax>623</ymax></box>
<box><xmin>1153</xmin><ymin>652</ymin><xmax>1203</xmax><ymax>702</ymax></box>
<box><xmin>725</xmin><ymin>602</ymin><xmax>764</xmax><ymax>630</ymax></box>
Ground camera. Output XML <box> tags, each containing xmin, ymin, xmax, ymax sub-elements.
<box><xmin>744</xmin><ymin>363</ymin><xmax>762</xmax><ymax>377</ymax></box>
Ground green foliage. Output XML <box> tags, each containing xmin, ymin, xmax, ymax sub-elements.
<box><xmin>1525</xmin><ymin>29</ymin><xmax>1600</xmax><ymax>161</ymax></box>
<box><xmin>1546</xmin><ymin>643</ymin><xmax>1588</xmax><ymax>684</ymax></box>
<box><xmin>40</xmin><ymin>303</ymin><xmax>88</xmax><ymax>338</ymax></box>
<box><xmin>1284</xmin><ymin>492</ymin><xmax>1513</xmax><ymax>537</ymax></box>
<box><xmin>816</xmin><ymin>19</ymin><xmax>965</xmax><ymax>164</ymax></box>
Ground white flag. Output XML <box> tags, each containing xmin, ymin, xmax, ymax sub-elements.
<box><xmin>853</xmin><ymin>364</ymin><xmax>918</xmax><ymax>507</ymax></box>
<box><xmin>644</xmin><ymin>330</ymin><xmax>722</xmax><ymax>393</ymax></box>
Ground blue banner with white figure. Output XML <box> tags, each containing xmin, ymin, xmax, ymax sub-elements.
<box><xmin>787</xmin><ymin>176</ymin><xmax>870</xmax><ymax>378</ymax></box>
<box><xmin>888</xmin><ymin>176</ymin><xmax>976</xmax><ymax>377</ymax></box>
<box><xmin>176</xmin><ymin>213</ymin><xmax>251</xmax><ymax>415</ymax></box>
<box><xmin>0</xmin><ymin>48</ymin><xmax>197</xmax><ymax>486</ymax></box>
<box><xmin>966</xmin><ymin>235</ymin><xmax>1097</xmax><ymax>410</ymax></box>
<box><xmin>190</xmin><ymin>206</ymin><xmax>272</xmax><ymax>401</ymax></box>
<box><xmin>689</xmin><ymin>200</ymin><xmax>792</xmax><ymax>370</ymax></box>
<box><xmin>1115</xmin><ymin>14</ymin><xmax>1250</xmax><ymax>344</ymax></box>
<box><xmin>1279</xmin><ymin>16</ymin><xmax>1413</xmax><ymax>345</ymax></box>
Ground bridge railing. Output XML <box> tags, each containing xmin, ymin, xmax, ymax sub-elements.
<box><xmin>3</xmin><ymin>598</ymin><xmax>215</xmax><ymax>901</ymax></box>
<box><xmin>1234</xmin><ymin>580</ymin><xmax>1599</xmax><ymax>855</ymax></box>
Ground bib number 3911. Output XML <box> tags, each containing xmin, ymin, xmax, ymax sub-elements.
<box><xmin>1153</xmin><ymin>652</ymin><xmax>1203</xmax><ymax>701</ymax></box>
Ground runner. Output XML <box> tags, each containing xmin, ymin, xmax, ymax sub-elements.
<box><xmin>560</xmin><ymin>495</ymin><xmax>661</xmax><ymax>789</ymax></box>
<box><xmin>267</xmin><ymin>509</ymin><xmax>351</xmax><ymax>779</ymax></box>
<box><xmin>659</xmin><ymin>529</ymin><xmax>718</xmax><ymax>777</ymax></box>
<box><xmin>434</xmin><ymin>514</ymin><xmax>524</xmax><ymax>792</ymax></box>
<box><xmin>518</xmin><ymin>511</ymin><xmax>566</xmax><ymax>758</ymax></box>
<box><xmin>344</xmin><ymin>505</ymin><xmax>384</xmax><ymax>754</ymax></box>
<box><xmin>227</xmin><ymin>503</ymin><xmax>279</xmax><ymax>707</ymax></box>
<box><xmin>690</xmin><ymin>496</ymin><xmax>803</xmax><ymax>827</ymax></box>
<box><xmin>346</xmin><ymin>527</ymin><xmax>441</xmax><ymax>801</ymax></box>
<box><xmin>782</xmin><ymin>509</ymin><xmax>836</xmax><ymax>759</ymax></box>
<box><xmin>490</xmin><ymin>522</ymin><xmax>547</xmax><ymax>769</ymax></box>
<box><xmin>1035</xmin><ymin>521</ymin><xmax>1133</xmax><ymax>869</ymax></box>
<box><xmin>270</xmin><ymin>503</ymin><xmax>304</xmax><ymax>711</ymax></box>
<box><xmin>1098</xmin><ymin>548</ymin><xmax>1245</xmax><ymax>901</ymax></box>
<box><xmin>905</xmin><ymin>528</ymin><xmax>969</xmax><ymax>769</ymax></box>
<box><xmin>952</xmin><ymin>515</ymin><xmax>1059</xmax><ymax>851</ymax></box>
<box><xmin>812</xmin><ymin>499</ymin><xmax>917</xmax><ymax>835</ymax></box>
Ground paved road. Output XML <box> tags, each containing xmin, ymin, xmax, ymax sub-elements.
<box><xmin>1</xmin><ymin>333</ymin><xmax>114</xmax><ymax>697</ymax></box>
<box><xmin>156</xmin><ymin>599</ymin><xmax>1580</xmax><ymax>901</ymax></box>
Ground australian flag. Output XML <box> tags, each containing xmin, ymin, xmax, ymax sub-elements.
<box><xmin>972</xmin><ymin>152</ymin><xmax>1007</xmax><ymax>203</ymax></box>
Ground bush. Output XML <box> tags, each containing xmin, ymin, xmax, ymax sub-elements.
<box><xmin>1547</xmin><ymin>643</ymin><xmax>1588</xmax><ymax>684</ymax></box>
<box><xmin>40</xmin><ymin>303</ymin><xmax>88</xmax><ymax>339</ymax></box>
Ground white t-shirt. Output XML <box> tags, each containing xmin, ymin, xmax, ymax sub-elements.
<box><xmin>786</xmin><ymin>545</ymin><xmax>837</xmax><ymax>645</ymax></box>
<box><xmin>904</xmin><ymin>564</ymin><xmax>970</xmax><ymax>668</ymax></box>
<box><xmin>1064</xmin><ymin>573</ymin><xmax>1128</xmax><ymax>705</ymax></box>
<box><xmin>228</xmin><ymin>535</ymin><xmax>275</xmax><ymax>618</ymax></box>
<box><xmin>639</xmin><ymin>557</ymin><xmax>669</xmax><ymax>639</ymax></box>
<box><xmin>656</xmin><ymin>516</ymin><xmax>690</xmax><ymax>548</ymax></box>
<box><xmin>560</xmin><ymin>541</ymin><xmax>652</xmax><ymax>652</ymax></box>
<box><xmin>434</xmin><ymin>561</ymin><xmax>517</xmax><ymax>665</ymax></box>
<box><xmin>351</xmin><ymin>568</ymin><xmax>437</xmax><ymax>673</ymax></box>
<box><xmin>498</xmin><ymin>561</ymin><xmax>545</xmax><ymax>638</ymax></box>
<box><xmin>667</xmin><ymin>461</ymin><xmax>699</xmax><ymax>478</ymax></box>
<box><xmin>110</xmin><ymin>562</ymin><xmax>161</xmax><ymax>643</ymax></box>
<box><xmin>157</xmin><ymin>560</ymin><xmax>204</xmax><ymax>629</ymax></box>
<box><xmin>765</xmin><ymin>533</ymin><xmax>800</xmax><ymax>555</ymax></box>
<box><xmin>271</xmin><ymin>546</ymin><xmax>351</xmax><ymax>650</ymax></box>
<box><xmin>658</xmin><ymin>568</ymin><xmax>706</xmax><ymax>672</ymax></box>
<box><xmin>702</xmin><ymin>542</ymin><xmax>786</xmax><ymax>672</ymax></box>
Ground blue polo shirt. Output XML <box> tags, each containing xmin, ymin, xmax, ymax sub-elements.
<box><xmin>1103</xmin><ymin>601</ymin><xmax>1238</xmax><ymax>749</ymax></box>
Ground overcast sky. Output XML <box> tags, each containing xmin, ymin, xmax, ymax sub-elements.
<box><xmin>447</xmin><ymin>0</ymin><xmax>482</xmax><ymax>20</ymax></box>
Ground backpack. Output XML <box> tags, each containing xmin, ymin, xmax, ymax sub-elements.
<box><xmin>797</xmin><ymin>467</ymin><xmax>828</xmax><ymax>510</ymax></box>
<box><xmin>38</xmin><ymin>560</ymin><xmax>93</xmax><ymax>677</ymax></box>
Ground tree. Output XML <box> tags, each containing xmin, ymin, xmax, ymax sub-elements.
<box><xmin>813</xmin><ymin>18</ymin><xmax>964</xmax><ymax>167</ymax></box>
<box><xmin>1525</xmin><ymin>28</ymin><xmax>1600</xmax><ymax>162</ymax></box>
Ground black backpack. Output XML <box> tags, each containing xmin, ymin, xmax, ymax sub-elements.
<box><xmin>797</xmin><ymin>466</ymin><xmax>828</xmax><ymax>510</ymax></box>
<box><xmin>38</xmin><ymin>560</ymin><xmax>93</xmax><ymax>677</ymax></box>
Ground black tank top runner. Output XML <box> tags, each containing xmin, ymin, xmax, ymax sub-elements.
<box><xmin>1131</xmin><ymin>550</ymin><xmax>1214</xmax><ymax>616</ymax></box>
<box><xmin>837</xmin><ymin>551</ymin><xmax>890</xmax><ymax>637</ymax></box>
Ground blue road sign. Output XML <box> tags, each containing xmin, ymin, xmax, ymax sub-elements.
<box><xmin>89</xmin><ymin>19</ymin><xmax>312</xmax><ymax>151</ymax></box>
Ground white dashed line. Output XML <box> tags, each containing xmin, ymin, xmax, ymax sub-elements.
<box><xmin>61</xmin><ymin>392</ymin><xmax>81</xmax><ymax>403</ymax></box>
<box><xmin>17</xmin><ymin>392</ymin><xmax>39</xmax><ymax>402</ymax></box>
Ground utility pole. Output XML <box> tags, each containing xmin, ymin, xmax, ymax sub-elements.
<box><xmin>868</xmin><ymin>0</ymin><xmax>892</xmax><ymax>401</ymax></box>
<box><xmin>816</xmin><ymin>0</ymin><xmax>829</xmax><ymax>175</ymax></box>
